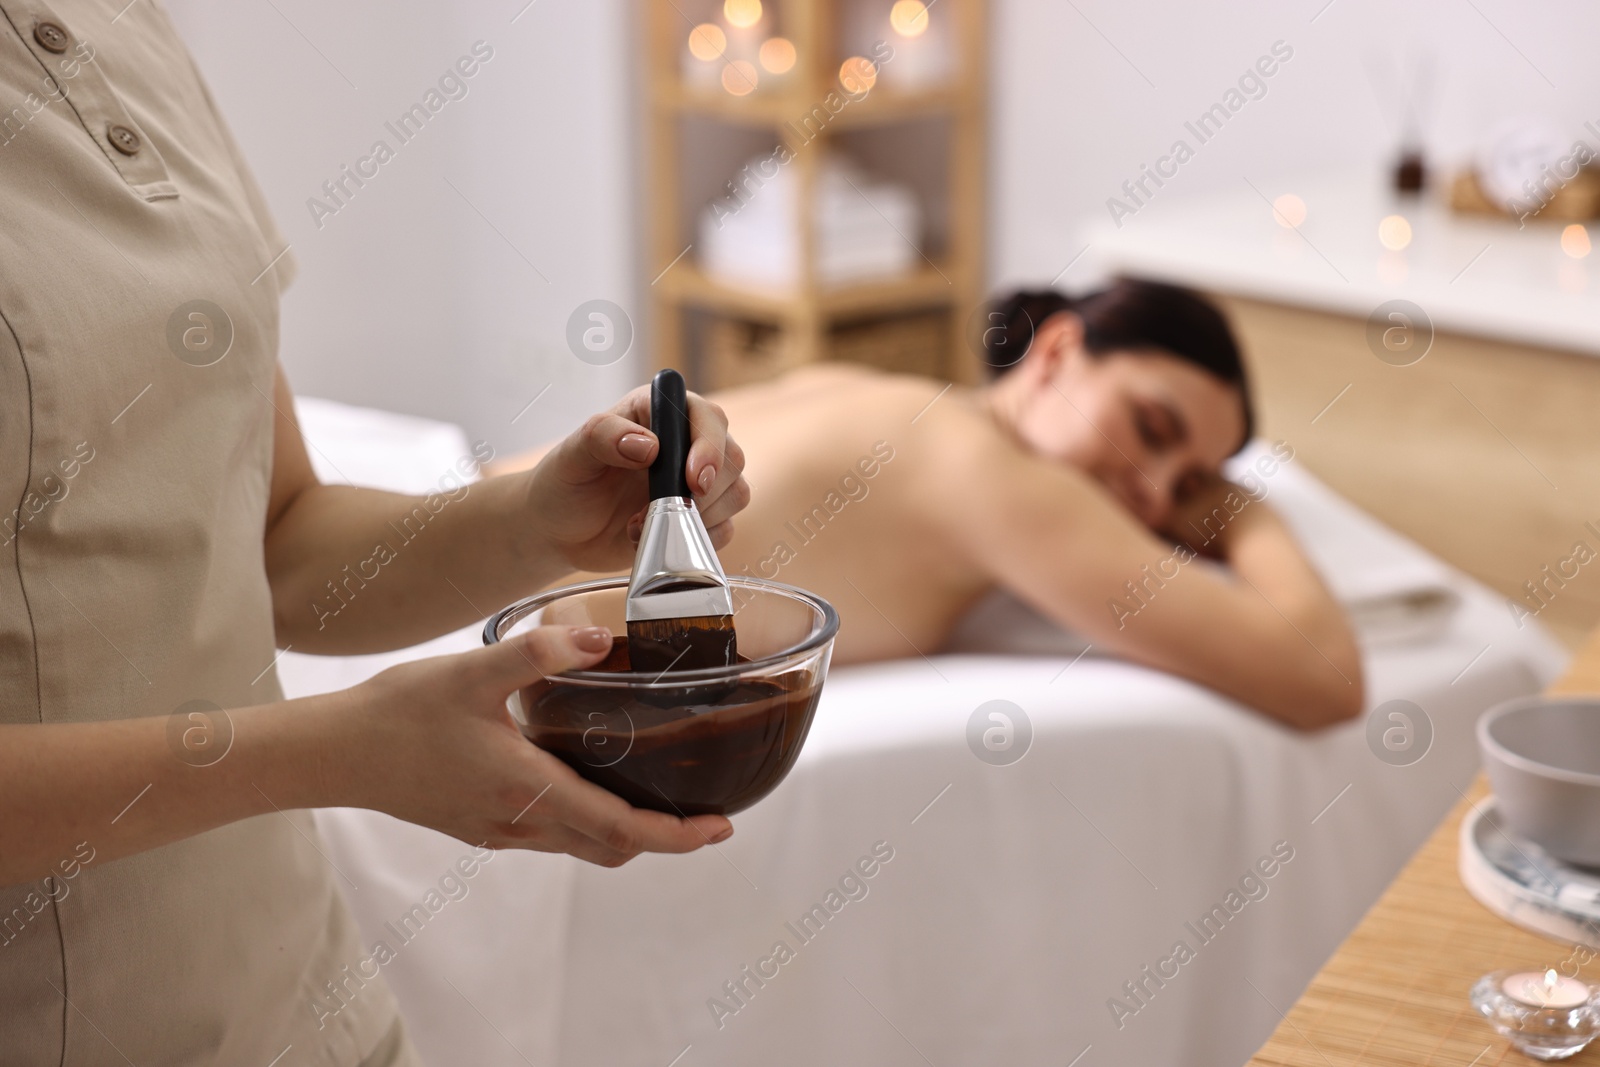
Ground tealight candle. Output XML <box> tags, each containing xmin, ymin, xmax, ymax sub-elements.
<box><xmin>1506</xmin><ymin>970</ymin><xmax>1592</xmax><ymax>1010</ymax></box>
<box><xmin>1377</xmin><ymin>213</ymin><xmax>1412</xmax><ymax>252</ymax></box>
<box><xmin>682</xmin><ymin>23</ymin><xmax>726</xmax><ymax>91</ymax></box>
<box><xmin>1472</xmin><ymin>968</ymin><xmax>1600</xmax><ymax>1061</ymax></box>
<box><xmin>1562</xmin><ymin>224</ymin><xmax>1591</xmax><ymax>260</ymax></box>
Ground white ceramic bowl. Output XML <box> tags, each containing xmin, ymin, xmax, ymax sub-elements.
<box><xmin>1479</xmin><ymin>695</ymin><xmax>1600</xmax><ymax>867</ymax></box>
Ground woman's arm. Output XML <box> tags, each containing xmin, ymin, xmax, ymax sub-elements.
<box><xmin>0</xmin><ymin>626</ymin><xmax>732</xmax><ymax>888</ymax></box>
<box><xmin>261</xmin><ymin>366</ymin><xmax>748</xmax><ymax>654</ymax></box>
<box><xmin>935</xmin><ymin>434</ymin><xmax>1363</xmax><ymax>729</ymax></box>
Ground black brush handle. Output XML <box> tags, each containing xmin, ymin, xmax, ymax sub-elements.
<box><xmin>648</xmin><ymin>368</ymin><xmax>690</xmax><ymax>501</ymax></box>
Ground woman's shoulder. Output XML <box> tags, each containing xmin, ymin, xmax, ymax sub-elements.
<box><xmin>882</xmin><ymin>383</ymin><xmax>1097</xmax><ymax>509</ymax></box>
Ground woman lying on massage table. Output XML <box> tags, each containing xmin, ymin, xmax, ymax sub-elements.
<box><xmin>500</xmin><ymin>279</ymin><xmax>1362</xmax><ymax>729</ymax></box>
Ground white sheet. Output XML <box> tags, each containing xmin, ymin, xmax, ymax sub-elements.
<box><xmin>281</xmin><ymin>399</ymin><xmax>1566</xmax><ymax>1067</ymax></box>
<box><xmin>287</xmin><ymin>397</ymin><xmax>577</xmax><ymax>1067</ymax></box>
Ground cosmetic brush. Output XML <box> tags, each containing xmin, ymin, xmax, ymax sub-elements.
<box><xmin>624</xmin><ymin>368</ymin><xmax>738</xmax><ymax>675</ymax></box>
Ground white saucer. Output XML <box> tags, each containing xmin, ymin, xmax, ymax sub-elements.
<box><xmin>1460</xmin><ymin>797</ymin><xmax>1600</xmax><ymax>947</ymax></box>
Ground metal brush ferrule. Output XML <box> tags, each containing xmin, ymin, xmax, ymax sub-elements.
<box><xmin>625</xmin><ymin>496</ymin><xmax>734</xmax><ymax>622</ymax></box>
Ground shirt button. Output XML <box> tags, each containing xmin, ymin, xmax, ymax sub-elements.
<box><xmin>107</xmin><ymin>123</ymin><xmax>141</xmax><ymax>156</ymax></box>
<box><xmin>34</xmin><ymin>20</ymin><xmax>69</xmax><ymax>53</ymax></box>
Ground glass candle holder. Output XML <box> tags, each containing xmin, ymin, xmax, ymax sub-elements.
<box><xmin>1471</xmin><ymin>969</ymin><xmax>1600</xmax><ymax>1061</ymax></box>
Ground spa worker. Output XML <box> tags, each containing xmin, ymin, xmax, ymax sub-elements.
<box><xmin>0</xmin><ymin>4</ymin><xmax>748</xmax><ymax>1065</ymax></box>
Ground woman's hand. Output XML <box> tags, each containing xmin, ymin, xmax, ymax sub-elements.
<box><xmin>340</xmin><ymin>625</ymin><xmax>732</xmax><ymax>865</ymax></box>
<box><xmin>518</xmin><ymin>386</ymin><xmax>750</xmax><ymax>574</ymax></box>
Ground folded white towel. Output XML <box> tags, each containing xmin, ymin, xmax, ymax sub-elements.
<box><xmin>699</xmin><ymin>153</ymin><xmax>922</xmax><ymax>288</ymax></box>
<box><xmin>1227</xmin><ymin>441</ymin><xmax>1462</xmax><ymax>642</ymax></box>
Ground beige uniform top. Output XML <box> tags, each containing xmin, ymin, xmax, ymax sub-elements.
<box><xmin>0</xmin><ymin>1</ymin><xmax>401</xmax><ymax>1062</ymax></box>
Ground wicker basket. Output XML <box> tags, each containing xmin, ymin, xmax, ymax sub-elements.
<box><xmin>1449</xmin><ymin>167</ymin><xmax>1600</xmax><ymax>223</ymax></box>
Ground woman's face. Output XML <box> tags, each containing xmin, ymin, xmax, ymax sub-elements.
<box><xmin>1002</xmin><ymin>313</ymin><xmax>1247</xmax><ymax>531</ymax></box>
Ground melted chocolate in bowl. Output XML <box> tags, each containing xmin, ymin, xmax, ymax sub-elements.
<box><xmin>519</xmin><ymin>639</ymin><xmax>822</xmax><ymax>816</ymax></box>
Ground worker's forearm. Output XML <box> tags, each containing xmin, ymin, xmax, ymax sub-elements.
<box><xmin>0</xmin><ymin>692</ymin><xmax>353</xmax><ymax>888</ymax></box>
<box><xmin>265</xmin><ymin>473</ymin><xmax>569</xmax><ymax>653</ymax></box>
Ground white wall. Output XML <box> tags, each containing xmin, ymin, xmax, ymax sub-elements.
<box><xmin>168</xmin><ymin>0</ymin><xmax>1593</xmax><ymax>446</ymax></box>
<box><xmin>167</xmin><ymin>0</ymin><xmax>639</xmax><ymax>456</ymax></box>
<box><xmin>990</xmin><ymin>0</ymin><xmax>1598</xmax><ymax>290</ymax></box>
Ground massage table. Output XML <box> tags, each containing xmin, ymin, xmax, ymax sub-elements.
<box><xmin>282</xmin><ymin>397</ymin><xmax>1565</xmax><ymax>1067</ymax></box>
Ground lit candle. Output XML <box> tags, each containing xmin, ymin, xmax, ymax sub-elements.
<box><xmin>682</xmin><ymin>22</ymin><xmax>727</xmax><ymax>91</ymax></box>
<box><xmin>1562</xmin><ymin>224</ymin><xmax>1591</xmax><ymax>259</ymax></box>
<box><xmin>1271</xmin><ymin>193</ymin><xmax>1306</xmax><ymax>229</ymax></box>
<box><xmin>838</xmin><ymin>55</ymin><xmax>878</xmax><ymax>95</ymax></box>
<box><xmin>1377</xmin><ymin>214</ymin><xmax>1412</xmax><ymax>252</ymax></box>
<box><xmin>890</xmin><ymin>0</ymin><xmax>929</xmax><ymax>37</ymax></box>
<box><xmin>1472</xmin><ymin>967</ymin><xmax>1600</xmax><ymax>1059</ymax></box>
<box><xmin>721</xmin><ymin>59</ymin><xmax>759</xmax><ymax>97</ymax></box>
<box><xmin>1504</xmin><ymin>969</ymin><xmax>1592</xmax><ymax>1010</ymax></box>
<box><xmin>879</xmin><ymin>0</ymin><xmax>951</xmax><ymax>90</ymax></box>
<box><xmin>724</xmin><ymin>0</ymin><xmax>762</xmax><ymax>29</ymax></box>
<box><xmin>758</xmin><ymin>37</ymin><xmax>796</xmax><ymax>76</ymax></box>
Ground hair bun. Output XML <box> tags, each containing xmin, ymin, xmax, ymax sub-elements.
<box><xmin>983</xmin><ymin>289</ymin><xmax>1074</xmax><ymax>370</ymax></box>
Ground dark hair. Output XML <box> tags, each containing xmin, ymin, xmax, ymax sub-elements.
<box><xmin>982</xmin><ymin>277</ymin><xmax>1255</xmax><ymax>447</ymax></box>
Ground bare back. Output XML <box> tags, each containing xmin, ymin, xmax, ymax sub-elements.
<box><xmin>710</xmin><ymin>364</ymin><xmax>997</xmax><ymax>663</ymax></box>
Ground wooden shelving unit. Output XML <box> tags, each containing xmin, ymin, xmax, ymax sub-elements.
<box><xmin>643</xmin><ymin>0</ymin><xmax>987</xmax><ymax>389</ymax></box>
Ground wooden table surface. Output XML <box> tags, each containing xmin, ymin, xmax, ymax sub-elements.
<box><xmin>1246</xmin><ymin>629</ymin><xmax>1600</xmax><ymax>1066</ymax></box>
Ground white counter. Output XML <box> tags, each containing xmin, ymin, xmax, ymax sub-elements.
<box><xmin>1083</xmin><ymin>176</ymin><xmax>1600</xmax><ymax>357</ymax></box>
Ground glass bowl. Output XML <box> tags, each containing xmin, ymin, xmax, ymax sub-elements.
<box><xmin>484</xmin><ymin>576</ymin><xmax>838</xmax><ymax>816</ymax></box>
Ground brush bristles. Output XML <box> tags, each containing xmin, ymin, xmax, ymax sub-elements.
<box><xmin>625</xmin><ymin>614</ymin><xmax>736</xmax><ymax>638</ymax></box>
<box><xmin>626</xmin><ymin>615</ymin><xmax>738</xmax><ymax>674</ymax></box>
